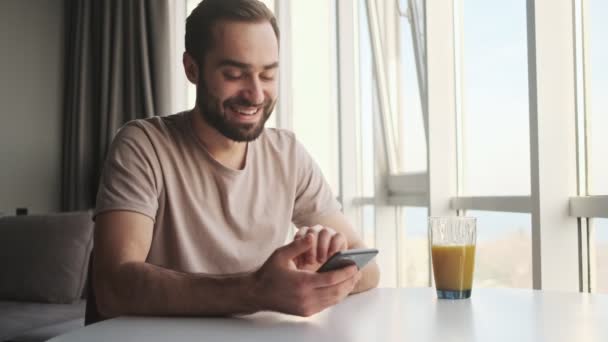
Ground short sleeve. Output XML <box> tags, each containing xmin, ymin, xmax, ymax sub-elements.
<box><xmin>94</xmin><ymin>124</ymin><xmax>162</xmax><ymax>221</ymax></box>
<box><xmin>291</xmin><ymin>139</ymin><xmax>342</xmax><ymax>228</ymax></box>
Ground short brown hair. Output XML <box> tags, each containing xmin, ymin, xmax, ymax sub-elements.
<box><xmin>185</xmin><ymin>0</ymin><xmax>279</xmax><ymax>65</ymax></box>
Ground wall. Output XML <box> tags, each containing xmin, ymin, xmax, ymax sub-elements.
<box><xmin>0</xmin><ymin>0</ymin><xmax>65</xmax><ymax>215</ymax></box>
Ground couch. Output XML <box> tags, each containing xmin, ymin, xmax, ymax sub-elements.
<box><xmin>0</xmin><ymin>212</ymin><xmax>94</xmax><ymax>342</ymax></box>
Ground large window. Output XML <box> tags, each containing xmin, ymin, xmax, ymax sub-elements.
<box><xmin>579</xmin><ymin>0</ymin><xmax>608</xmax><ymax>294</ymax></box>
<box><xmin>290</xmin><ymin>0</ymin><xmax>340</xmax><ymax>194</ymax></box>
<box><xmin>593</xmin><ymin>219</ymin><xmax>608</xmax><ymax>293</ymax></box>
<box><xmin>466</xmin><ymin>211</ymin><xmax>532</xmax><ymax>288</ymax></box>
<box><xmin>359</xmin><ymin>0</ymin><xmax>375</xmax><ymax>198</ymax></box>
<box><xmin>587</xmin><ymin>0</ymin><xmax>608</xmax><ymax>195</ymax></box>
<box><xmin>361</xmin><ymin>205</ymin><xmax>376</xmax><ymax>250</ymax></box>
<box><xmin>357</xmin><ymin>7</ymin><xmax>378</xmax><ymax>281</ymax></box>
<box><xmin>449</xmin><ymin>0</ymin><xmax>532</xmax><ymax>289</ymax></box>
<box><xmin>177</xmin><ymin>0</ymin><xmax>605</xmax><ymax>293</ymax></box>
<box><xmin>367</xmin><ymin>0</ymin><xmax>537</xmax><ymax>288</ymax></box>
<box><xmin>400</xmin><ymin>207</ymin><xmax>429</xmax><ymax>287</ymax></box>
<box><xmin>460</xmin><ymin>0</ymin><xmax>530</xmax><ymax>196</ymax></box>
<box><xmin>398</xmin><ymin>1</ymin><xmax>427</xmax><ymax>173</ymax></box>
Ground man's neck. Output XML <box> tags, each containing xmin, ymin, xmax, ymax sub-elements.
<box><xmin>190</xmin><ymin>106</ymin><xmax>248</xmax><ymax>170</ymax></box>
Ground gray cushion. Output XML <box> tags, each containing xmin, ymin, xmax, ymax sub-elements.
<box><xmin>0</xmin><ymin>212</ymin><xmax>94</xmax><ymax>304</ymax></box>
<box><xmin>0</xmin><ymin>300</ymin><xmax>85</xmax><ymax>342</ymax></box>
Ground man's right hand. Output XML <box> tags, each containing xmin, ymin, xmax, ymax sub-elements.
<box><xmin>250</xmin><ymin>234</ymin><xmax>361</xmax><ymax>317</ymax></box>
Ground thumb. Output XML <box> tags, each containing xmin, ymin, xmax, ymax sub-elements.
<box><xmin>277</xmin><ymin>233</ymin><xmax>313</xmax><ymax>261</ymax></box>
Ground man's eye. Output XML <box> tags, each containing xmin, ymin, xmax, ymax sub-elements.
<box><xmin>224</xmin><ymin>72</ymin><xmax>242</xmax><ymax>80</ymax></box>
<box><xmin>260</xmin><ymin>73</ymin><xmax>275</xmax><ymax>81</ymax></box>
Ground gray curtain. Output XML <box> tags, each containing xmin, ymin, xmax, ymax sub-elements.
<box><xmin>61</xmin><ymin>0</ymin><xmax>172</xmax><ymax>211</ymax></box>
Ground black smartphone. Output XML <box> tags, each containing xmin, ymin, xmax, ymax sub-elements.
<box><xmin>317</xmin><ymin>248</ymin><xmax>379</xmax><ymax>273</ymax></box>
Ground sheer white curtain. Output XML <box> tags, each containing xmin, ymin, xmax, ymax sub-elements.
<box><xmin>406</xmin><ymin>0</ymin><xmax>427</xmax><ymax>138</ymax></box>
<box><xmin>364</xmin><ymin>0</ymin><xmax>400</xmax><ymax>174</ymax></box>
<box><xmin>364</xmin><ymin>0</ymin><xmax>428</xmax><ymax>173</ymax></box>
<box><xmin>361</xmin><ymin>0</ymin><xmax>430</xmax><ymax>287</ymax></box>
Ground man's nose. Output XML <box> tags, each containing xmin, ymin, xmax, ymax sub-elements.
<box><xmin>243</xmin><ymin>77</ymin><xmax>264</xmax><ymax>105</ymax></box>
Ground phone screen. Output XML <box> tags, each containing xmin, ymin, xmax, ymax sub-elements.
<box><xmin>317</xmin><ymin>248</ymin><xmax>378</xmax><ymax>273</ymax></box>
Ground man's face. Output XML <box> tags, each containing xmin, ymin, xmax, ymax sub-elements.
<box><xmin>196</xmin><ymin>20</ymin><xmax>279</xmax><ymax>142</ymax></box>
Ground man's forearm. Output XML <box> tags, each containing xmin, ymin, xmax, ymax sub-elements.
<box><xmin>96</xmin><ymin>262</ymin><xmax>258</xmax><ymax>318</ymax></box>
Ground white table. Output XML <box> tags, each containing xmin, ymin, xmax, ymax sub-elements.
<box><xmin>49</xmin><ymin>288</ymin><xmax>608</xmax><ymax>342</ymax></box>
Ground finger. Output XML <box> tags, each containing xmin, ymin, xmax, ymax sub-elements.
<box><xmin>327</xmin><ymin>233</ymin><xmax>348</xmax><ymax>258</ymax></box>
<box><xmin>316</xmin><ymin>229</ymin><xmax>332</xmax><ymax>263</ymax></box>
<box><xmin>306</xmin><ymin>230</ymin><xmax>317</xmax><ymax>265</ymax></box>
<box><xmin>312</xmin><ymin>225</ymin><xmax>336</xmax><ymax>236</ymax></box>
<box><xmin>295</xmin><ymin>227</ymin><xmax>314</xmax><ymax>263</ymax></box>
<box><xmin>310</xmin><ymin>224</ymin><xmax>324</xmax><ymax>233</ymax></box>
<box><xmin>305</xmin><ymin>265</ymin><xmax>358</xmax><ymax>288</ymax></box>
<box><xmin>294</xmin><ymin>226</ymin><xmax>310</xmax><ymax>240</ymax></box>
<box><xmin>277</xmin><ymin>233</ymin><xmax>314</xmax><ymax>260</ymax></box>
<box><xmin>304</xmin><ymin>225</ymin><xmax>323</xmax><ymax>263</ymax></box>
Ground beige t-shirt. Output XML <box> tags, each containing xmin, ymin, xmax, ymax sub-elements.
<box><xmin>94</xmin><ymin>111</ymin><xmax>341</xmax><ymax>275</ymax></box>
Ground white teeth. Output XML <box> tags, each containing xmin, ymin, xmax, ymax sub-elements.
<box><xmin>232</xmin><ymin>107</ymin><xmax>258</xmax><ymax>115</ymax></box>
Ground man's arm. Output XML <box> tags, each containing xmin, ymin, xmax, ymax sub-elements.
<box><xmin>93</xmin><ymin>211</ymin><xmax>256</xmax><ymax>317</ymax></box>
<box><xmin>295</xmin><ymin>212</ymin><xmax>381</xmax><ymax>294</ymax></box>
<box><xmin>93</xmin><ymin>211</ymin><xmax>360</xmax><ymax>318</ymax></box>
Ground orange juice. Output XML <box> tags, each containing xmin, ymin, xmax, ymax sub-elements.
<box><xmin>431</xmin><ymin>245</ymin><xmax>475</xmax><ymax>298</ymax></box>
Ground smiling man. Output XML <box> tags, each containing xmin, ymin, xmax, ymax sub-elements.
<box><xmin>88</xmin><ymin>0</ymin><xmax>379</xmax><ymax>323</ymax></box>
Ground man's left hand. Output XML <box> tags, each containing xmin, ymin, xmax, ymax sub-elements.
<box><xmin>293</xmin><ymin>225</ymin><xmax>348</xmax><ymax>272</ymax></box>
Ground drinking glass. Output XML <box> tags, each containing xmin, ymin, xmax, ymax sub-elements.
<box><xmin>429</xmin><ymin>216</ymin><xmax>477</xmax><ymax>299</ymax></box>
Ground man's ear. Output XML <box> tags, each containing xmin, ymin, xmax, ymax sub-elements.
<box><xmin>183</xmin><ymin>52</ymin><xmax>199</xmax><ymax>85</ymax></box>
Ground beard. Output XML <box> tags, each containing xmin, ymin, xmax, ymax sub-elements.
<box><xmin>196</xmin><ymin>78</ymin><xmax>276</xmax><ymax>142</ymax></box>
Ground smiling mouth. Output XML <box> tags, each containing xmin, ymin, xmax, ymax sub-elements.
<box><xmin>230</xmin><ymin>105</ymin><xmax>260</xmax><ymax>116</ymax></box>
<box><xmin>227</xmin><ymin>104</ymin><xmax>263</xmax><ymax>122</ymax></box>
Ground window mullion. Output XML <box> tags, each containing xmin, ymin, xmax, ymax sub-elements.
<box><xmin>527</xmin><ymin>0</ymin><xmax>579</xmax><ymax>291</ymax></box>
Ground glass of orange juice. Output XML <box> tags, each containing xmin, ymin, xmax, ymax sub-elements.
<box><xmin>429</xmin><ymin>216</ymin><xmax>477</xmax><ymax>299</ymax></box>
